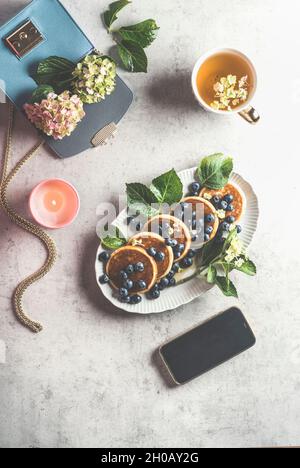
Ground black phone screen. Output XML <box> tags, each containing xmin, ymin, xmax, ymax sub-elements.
<box><xmin>159</xmin><ymin>307</ymin><xmax>256</xmax><ymax>385</ymax></box>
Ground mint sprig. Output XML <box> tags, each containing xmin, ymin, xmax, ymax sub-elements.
<box><xmin>126</xmin><ymin>168</ymin><xmax>183</xmax><ymax>216</ymax></box>
<box><xmin>126</xmin><ymin>183</ymin><xmax>158</xmax><ymax>216</ymax></box>
<box><xmin>198</xmin><ymin>153</ymin><xmax>233</xmax><ymax>190</ymax></box>
<box><xmin>117</xmin><ymin>41</ymin><xmax>148</xmax><ymax>73</ymax></box>
<box><xmin>103</xmin><ymin>1</ymin><xmax>159</xmax><ymax>73</ymax></box>
<box><xmin>101</xmin><ymin>227</ymin><xmax>126</xmax><ymax>250</ymax></box>
<box><xmin>150</xmin><ymin>169</ymin><xmax>183</xmax><ymax>205</ymax></box>
<box><xmin>104</xmin><ymin>0</ymin><xmax>131</xmax><ymax>31</ymax></box>
<box><xmin>118</xmin><ymin>20</ymin><xmax>159</xmax><ymax>48</ymax></box>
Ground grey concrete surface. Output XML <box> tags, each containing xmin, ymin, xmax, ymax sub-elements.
<box><xmin>0</xmin><ymin>0</ymin><xmax>299</xmax><ymax>448</ymax></box>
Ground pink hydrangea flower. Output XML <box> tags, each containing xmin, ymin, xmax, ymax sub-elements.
<box><xmin>24</xmin><ymin>91</ymin><xmax>85</xmax><ymax>140</ymax></box>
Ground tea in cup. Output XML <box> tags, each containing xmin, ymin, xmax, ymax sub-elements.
<box><xmin>192</xmin><ymin>48</ymin><xmax>259</xmax><ymax>124</ymax></box>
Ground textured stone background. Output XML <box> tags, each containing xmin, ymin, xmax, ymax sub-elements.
<box><xmin>0</xmin><ymin>0</ymin><xmax>299</xmax><ymax>448</ymax></box>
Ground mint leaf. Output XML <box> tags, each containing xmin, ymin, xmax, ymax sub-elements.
<box><xmin>118</xmin><ymin>19</ymin><xmax>159</xmax><ymax>48</ymax></box>
<box><xmin>234</xmin><ymin>256</ymin><xmax>257</xmax><ymax>276</ymax></box>
<box><xmin>126</xmin><ymin>183</ymin><xmax>158</xmax><ymax>216</ymax></box>
<box><xmin>30</xmin><ymin>85</ymin><xmax>54</xmax><ymax>104</ymax></box>
<box><xmin>101</xmin><ymin>227</ymin><xmax>126</xmax><ymax>250</ymax></box>
<box><xmin>207</xmin><ymin>265</ymin><xmax>217</xmax><ymax>284</ymax></box>
<box><xmin>198</xmin><ymin>153</ymin><xmax>233</xmax><ymax>189</ymax></box>
<box><xmin>101</xmin><ymin>234</ymin><xmax>126</xmax><ymax>250</ymax></box>
<box><xmin>201</xmin><ymin>238</ymin><xmax>224</xmax><ymax>267</ymax></box>
<box><xmin>104</xmin><ymin>0</ymin><xmax>131</xmax><ymax>31</ymax></box>
<box><xmin>216</xmin><ymin>276</ymin><xmax>238</xmax><ymax>298</ymax></box>
<box><xmin>117</xmin><ymin>40</ymin><xmax>148</xmax><ymax>72</ymax></box>
<box><xmin>32</xmin><ymin>56</ymin><xmax>75</xmax><ymax>92</ymax></box>
<box><xmin>150</xmin><ymin>169</ymin><xmax>183</xmax><ymax>205</ymax></box>
<box><xmin>215</xmin><ymin>256</ymin><xmax>257</xmax><ymax>278</ymax></box>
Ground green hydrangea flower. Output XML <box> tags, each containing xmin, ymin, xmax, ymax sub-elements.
<box><xmin>72</xmin><ymin>54</ymin><xmax>116</xmax><ymax>104</ymax></box>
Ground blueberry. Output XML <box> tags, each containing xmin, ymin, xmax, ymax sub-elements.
<box><xmin>99</xmin><ymin>251</ymin><xmax>110</xmax><ymax>262</ymax></box>
<box><xmin>125</xmin><ymin>264</ymin><xmax>134</xmax><ymax>275</ymax></box>
<box><xmin>174</xmin><ymin>251</ymin><xmax>181</xmax><ymax>259</ymax></box>
<box><xmin>167</xmin><ymin>270</ymin><xmax>175</xmax><ymax>279</ymax></box>
<box><xmin>187</xmin><ymin>249</ymin><xmax>196</xmax><ymax>258</ymax></box>
<box><xmin>134</xmin><ymin>262</ymin><xmax>145</xmax><ymax>272</ymax></box>
<box><xmin>130</xmin><ymin>294</ymin><xmax>142</xmax><ymax>305</ymax></box>
<box><xmin>192</xmin><ymin>211</ymin><xmax>197</xmax><ymax>220</ymax></box>
<box><xmin>119</xmin><ymin>270</ymin><xmax>128</xmax><ymax>280</ymax></box>
<box><xmin>205</xmin><ymin>226</ymin><xmax>213</xmax><ymax>235</ymax></box>
<box><xmin>119</xmin><ymin>288</ymin><xmax>129</xmax><ymax>298</ymax></box>
<box><xmin>190</xmin><ymin>182</ymin><xmax>201</xmax><ymax>193</ymax></box>
<box><xmin>220</xmin><ymin>200</ymin><xmax>228</xmax><ymax>210</ymax></box>
<box><xmin>204</xmin><ymin>234</ymin><xmax>210</xmax><ymax>242</ymax></box>
<box><xmin>172</xmin><ymin>263</ymin><xmax>180</xmax><ymax>273</ymax></box>
<box><xmin>189</xmin><ymin>192</ymin><xmax>199</xmax><ymax>197</ymax></box>
<box><xmin>136</xmin><ymin>280</ymin><xmax>147</xmax><ymax>290</ymax></box>
<box><xmin>135</xmin><ymin>222</ymin><xmax>142</xmax><ymax>231</ymax></box>
<box><xmin>220</xmin><ymin>222</ymin><xmax>230</xmax><ymax>232</ymax></box>
<box><xmin>227</xmin><ymin>216</ymin><xmax>236</xmax><ymax>224</ymax></box>
<box><xmin>148</xmin><ymin>288</ymin><xmax>160</xmax><ymax>300</ymax></box>
<box><xmin>226</xmin><ymin>204</ymin><xmax>234</xmax><ymax>212</ymax></box>
<box><xmin>166</xmin><ymin>238</ymin><xmax>177</xmax><ymax>249</ymax></box>
<box><xmin>237</xmin><ymin>225</ymin><xmax>242</xmax><ymax>234</ymax></box>
<box><xmin>224</xmin><ymin>194</ymin><xmax>234</xmax><ymax>203</ymax></box>
<box><xmin>192</xmin><ymin>234</ymin><xmax>199</xmax><ymax>243</ymax></box>
<box><xmin>123</xmin><ymin>279</ymin><xmax>133</xmax><ymax>290</ymax></box>
<box><xmin>176</xmin><ymin>243</ymin><xmax>185</xmax><ymax>253</ymax></box>
<box><xmin>155</xmin><ymin>251</ymin><xmax>165</xmax><ymax>262</ymax></box>
<box><xmin>192</xmin><ymin>219</ymin><xmax>197</xmax><ymax>230</ymax></box>
<box><xmin>99</xmin><ymin>274</ymin><xmax>109</xmax><ymax>284</ymax></box>
<box><xmin>180</xmin><ymin>258</ymin><xmax>193</xmax><ymax>269</ymax></box>
<box><xmin>169</xmin><ymin>277</ymin><xmax>176</xmax><ymax>287</ymax></box>
<box><xmin>147</xmin><ymin>247</ymin><xmax>157</xmax><ymax>257</ymax></box>
<box><xmin>212</xmin><ymin>196</ymin><xmax>221</xmax><ymax>206</ymax></box>
<box><xmin>158</xmin><ymin>278</ymin><xmax>169</xmax><ymax>290</ymax></box>
<box><xmin>205</xmin><ymin>214</ymin><xmax>215</xmax><ymax>223</ymax></box>
<box><xmin>120</xmin><ymin>296</ymin><xmax>131</xmax><ymax>304</ymax></box>
<box><xmin>165</xmin><ymin>238</ymin><xmax>173</xmax><ymax>247</ymax></box>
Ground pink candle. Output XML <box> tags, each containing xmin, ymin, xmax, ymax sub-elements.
<box><xmin>29</xmin><ymin>179</ymin><xmax>80</xmax><ymax>229</ymax></box>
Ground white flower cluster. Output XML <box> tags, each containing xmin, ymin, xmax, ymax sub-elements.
<box><xmin>224</xmin><ymin>234</ymin><xmax>245</xmax><ymax>267</ymax></box>
<box><xmin>72</xmin><ymin>54</ymin><xmax>116</xmax><ymax>104</ymax></box>
<box><xmin>210</xmin><ymin>74</ymin><xmax>249</xmax><ymax>111</ymax></box>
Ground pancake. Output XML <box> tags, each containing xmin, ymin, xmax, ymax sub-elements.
<box><xmin>199</xmin><ymin>182</ymin><xmax>245</xmax><ymax>222</ymax></box>
<box><xmin>181</xmin><ymin>196</ymin><xmax>219</xmax><ymax>244</ymax></box>
<box><xmin>144</xmin><ymin>215</ymin><xmax>191</xmax><ymax>262</ymax></box>
<box><xmin>106</xmin><ymin>246</ymin><xmax>157</xmax><ymax>294</ymax></box>
<box><xmin>128</xmin><ymin>232</ymin><xmax>174</xmax><ymax>280</ymax></box>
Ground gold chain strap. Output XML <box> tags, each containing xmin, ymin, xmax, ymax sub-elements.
<box><xmin>0</xmin><ymin>103</ymin><xmax>58</xmax><ymax>333</ymax></box>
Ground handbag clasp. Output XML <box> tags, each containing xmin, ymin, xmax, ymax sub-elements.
<box><xmin>4</xmin><ymin>20</ymin><xmax>44</xmax><ymax>58</ymax></box>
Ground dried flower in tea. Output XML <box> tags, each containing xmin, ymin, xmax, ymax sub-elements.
<box><xmin>210</xmin><ymin>74</ymin><xmax>249</xmax><ymax>111</ymax></box>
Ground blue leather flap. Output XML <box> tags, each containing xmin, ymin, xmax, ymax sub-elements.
<box><xmin>0</xmin><ymin>0</ymin><xmax>94</xmax><ymax>107</ymax></box>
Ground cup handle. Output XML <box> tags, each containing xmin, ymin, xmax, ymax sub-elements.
<box><xmin>238</xmin><ymin>105</ymin><xmax>260</xmax><ymax>124</ymax></box>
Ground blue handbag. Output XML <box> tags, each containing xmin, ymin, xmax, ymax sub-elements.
<box><xmin>0</xmin><ymin>0</ymin><xmax>133</xmax><ymax>158</ymax></box>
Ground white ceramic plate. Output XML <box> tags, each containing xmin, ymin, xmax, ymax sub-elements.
<box><xmin>95</xmin><ymin>168</ymin><xmax>259</xmax><ymax>314</ymax></box>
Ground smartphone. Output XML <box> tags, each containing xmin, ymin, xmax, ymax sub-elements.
<box><xmin>159</xmin><ymin>307</ymin><xmax>256</xmax><ymax>385</ymax></box>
